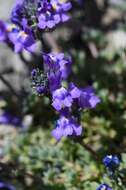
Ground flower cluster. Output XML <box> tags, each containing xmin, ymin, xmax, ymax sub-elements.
<box><xmin>0</xmin><ymin>0</ymin><xmax>72</xmax><ymax>52</ymax></box>
<box><xmin>97</xmin><ymin>155</ymin><xmax>121</xmax><ymax>190</ymax></box>
<box><xmin>31</xmin><ymin>53</ymin><xmax>100</xmax><ymax>140</ymax></box>
<box><xmin>11</xmin><ymin>0</ymin><xmax>72</xmax><ymax>31</ymax></box>
<box><xmin>0</xmin><ymin>0</ymin><xmax>100</xmax><ymax>140</ymax></box>
<box><xmin>51</xmin><ymin>83</ymin><xmax>100</xmax><ymax>140</ymax></box>
<box><xmin>31</xmin><ymin>68</ymin><xmax>48</xmax><ymax>95</ymax></box>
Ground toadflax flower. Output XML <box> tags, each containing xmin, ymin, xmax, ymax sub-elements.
<box><xmin>0</xmin><ymin>180</ymin><xmax>16</xmax><ymax>190</ymax></box>
<box><xmin>69</xmin><ymin>83</ymin><xmax>101</xmax><ymax>109</ymax></box>
<box><xmin>34</xmin><ymin>53</ymin><xmax>100</xmax><ymax>141</ymax></box>
<box><xmin>52</xmin><ymin>115</ymin><xmax>82</xmax><ymax>141</ymax></box>
<box><xmin>0</xmin><ymin>21</ymin><xmax>36</xmax><ymax>53</ymax></box>
<box><xmin>103</xmin><ymin>155</ymin><xmax>120</xmax><ymax>171</ymax></box>
<box><xmin>52</xmin><ymin>87</ymin><xmax>73</xmax><ymax>111</ymax></box>
<box><xmin>38</xmin><ymin>0</ymin><xmax>60</xmax><ymax>29</ymax></box>
<box><xmin>43</xmin><ymin>53</ymin><xmax>72</xmax><ymax>91</ymax></box>
<box><xmin>0</xmin><ymin>112</ymin><xmax>23</xmax><ymax>127</ymax></box>
<box><xmin>96</xmin><ymin>183</ymin><xmax>112</xmax><ymax>190</ymax></box>
<box><xmin>44</xmin><ymin>53</ymin><xmax>72</xmax><ymax>79</ymax></box>
<box><xmin>51</xmin><ymin>0</ymin><xmax>72</xmax><ymax>22</ymax></box>
<box><xmin>51</xmin><ymin>80</ymin><xmax>100</xmax><ymax>112</ymax></box>
<box><xmin>9</xmin><ymin>29</ymin><xmax>36</xmax><ymax>53</ymax></box>
<box><xmin>11</xmin><ymin>0</ymin><xmax>72</xmax><ymax>32</ymax></box>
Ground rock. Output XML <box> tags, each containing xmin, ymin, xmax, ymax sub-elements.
<box><xmin>0</xmin><ymin>0</ymin><xmax>28</xmax><ymax>91</ymax></box>
<box><xmin>0</xmin><ymin>0</ymin><xmax>14</xmax><ymax>20</ymax></box>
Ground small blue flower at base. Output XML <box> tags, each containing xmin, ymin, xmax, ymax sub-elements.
<box><xmin>96</xmin><ymin>183</ymin><xmax>112</xmax><ymax>190</ymax></box>
<box><xmin>103</xmin><ymin>155</ymin><xmax>120</xmax><ymax>171</ymax></box>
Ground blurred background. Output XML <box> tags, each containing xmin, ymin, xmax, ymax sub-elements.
<box><xmin>0</xmin><ymin>0</ymin><xmax>126</xmax><ymax>189</ymax></box>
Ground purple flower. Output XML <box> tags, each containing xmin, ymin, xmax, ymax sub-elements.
<box><xmin>38</xmin><ymin>13</ymin><xmax>58</xmax><ymax>29</ymax></box>
<box><xmin>47</xmin><ymin>70</ymin><xmax>62</xmax><ymax>92</ymax></box>
<box><xmin>43</xmin><ymin>54</ymin><xmax>61</xmax><ymax>91</ymax></box>
<box><xmin>8</xmin><ymin>29</ymin><xmax>36</xmax><ymax>53</ymax></box>
<box><xmin>0</xmin><ymin>22</ymin><xmax>19</xmax><ymax>44</ymax></box>
<box><xmin>51</xmin><ymin>82</ymin><xmax>100</xmax><ymax>112</ymax></box>
<box><xmin>79</xmin><ymin>87</ymin><xmax>101</xmax><ymax>109</ymax></box>
<box><xmin>96</xmin><ymin>184</ymin><xmax>112</xmax><ymax>190</ymax></box>
<box><xmin>52</xmin><ymin>116</ymin><xmax>82</xmax><ymax>141</ymax></box>
<box><xmin>11</xmin><ymin>0</ymin><xmax>24</xmax><ymax>26</ymax></box>
<box><xmin>0</xmin><ymin>113</ymin><xmax>9</xmax><ymax>124</ymax></box>
<box><xmin>51</xmin><ymin>0</ymin><xmax>72</xmax><ymax>22</ymax></box>
<box><xmin>43</xmin><ymin>53</ymin><xmax>72</xmax><ymax>91</ymax></box>
<box><xmin>103</xmin><ymin>155</ymin><xmax>120</xmax><ymax>171</ymax></box>
<box><xmin>52</xmin><ymin>87</ymin><xmax>73</xmax><ymax>111</ymax></box>
<box><xmin>38</xmin><ymin>0</ymin><xmax>56</xmax><ymax>29</ymax></box>
<box><xmin>54</xmin><ymin>53</ymin><xmax>72</xmax><ymax>79</ymax></box>
<box><xmin>44</xmin><ymin>53</ymin><xmax>72</xmax><ymax>79</ymax></box>
<box><xmin>38</xmin><ymin>0</ymin><xmax>72</xmax><ymax>29</ymax></box>
<box><xmin>11</xmin><ymin>0</ymin><xmax>72</xmax><ymax>31</ymax></box>
<box><xmin>51</xmin><ymin>0</ymin><xmax>72</xmax><ymax>12</ymax></box>
<box><xmin>0</xmin><ymin>112</ymin><xmax>23</xmax><ymax>127</ymax></box>
<box><xmin>11</xmin><ymin>0</ymin><xmax>39</xmax><ymax>31</ymax></box>
<box><xmin>0</xmin><ymin>181</ymin><xmax>16</xmax><ymax>190</ymax></box>
<box><xmin>69</xmin><ymin>83</ymin><xmax>101</xmax><ymax>109</ymax></box>
<box><xmin>0</xmin><ymin>22</ymin><xmax>36</xmax><ymax>53</ymax></box>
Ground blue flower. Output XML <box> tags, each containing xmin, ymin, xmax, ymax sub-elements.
<box><xmin>52</xmin><ymin>115</ymin><xmax>82</xmax><ymax>141</ymax></box>
<box><xmin>11</xmin><ymin>0</ymin><xmax>72</xmax><ymax>31</ymax></box>
<box><xmin>97</xmin><ymin>184</ymin><xmax>112</xmax><ymax>190</ymax></box>
<box><xmin>69</xmin><ymin>83</ymin><xmax>101</xmax><ymax>109</ymax></box>
<box><xmin>51</xmin><ymin>0</ymin><xmax>72</xmax><ymax>22</ymax></box>
<box><xmin>43</xmin><ymin>53</ymin><xmax>72</xmax><ymax>91</ymax></box>
<box><xmin>11</xmin><ymin>0</ymin><xmax>24</xmax><ymax>26</ymax></box>
<box><xmin>52</xmin><ymin>87</ymin><xmax>73</xmax><ymax>111</ymax></box>
<box><xmin>8</xmin><ymin>29</ymin><xmax>36</xmax><ymax>53</ymax></box>
<box><xmin>43</xmin><ymin>53</ymin><xmax>72</xmax><ymax>79</ymax></box>
<box><xmin>0</xmin><ymin>180</ymin><xmax>16</xmax><ymax>190</ymax></box>
<box><xmin>0</xmin><ymin>112</ymin><xmax>23</xmax><ymax>127</ymax></box>
<box><xmin>103</xmin><ymin>155</ymin><xmax>120</xmax><ymax>171</ymax></box>
<box><xmin>38</xmin><ymin>0</ymin><xmax>72</xmax><ymax>29</ymax></box>
<box><xmin>0</xmin><ymin>22</ymin><xmax>36</xmax><ymax>53</ymax></box>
